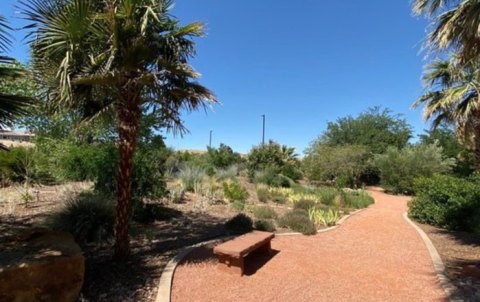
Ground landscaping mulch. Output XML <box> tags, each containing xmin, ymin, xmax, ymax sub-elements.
<box><xmin>417</xmin><ymin>223</ymin><xmax>480</xmax><ymax>301</ymax></box>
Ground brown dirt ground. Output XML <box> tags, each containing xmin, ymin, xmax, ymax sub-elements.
<box><xmin>171</xmin><ymin>188</ymin><xmax>447</xmax><ymax>302</ymax></box>
<box><xmin>417</xmin><ymin>223</ymin><xmax>480</xmax><ymax>301</ymax></box>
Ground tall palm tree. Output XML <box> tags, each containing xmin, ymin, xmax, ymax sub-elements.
<box><xmin>413</xmin><ymin>57</ymin><xmax>480</xmax><ymax>169</ymax></box>
<box><xmin>21</xmin><ymin>0</ymin><xmax>217</xmax><ymax>259</ymax></box>
<box><xmin>413</xmin><ymin>0</ymin><xmax>480</xmax><ymax>63</ymax></box>
<box><xmin>0</xmin><ymin>15</ymin><xmax>31</xmax><ymax>136</ymax></box>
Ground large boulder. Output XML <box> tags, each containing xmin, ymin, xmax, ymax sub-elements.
<box><xmin>0</xmin><ymin>228</ymin><xmax>85</xmax><ymax>302</ymax></box>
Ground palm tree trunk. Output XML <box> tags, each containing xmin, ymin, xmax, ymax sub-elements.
<box><xmin>114</xmin><ymin>103</ymin><xmax>141</xmax><ymax>260</ymax></box>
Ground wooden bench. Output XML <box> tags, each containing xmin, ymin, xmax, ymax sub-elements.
<box><xmin>213</xmin><ymin>231</ymin><xmax>275</xmax><ymax>276</ymax></box>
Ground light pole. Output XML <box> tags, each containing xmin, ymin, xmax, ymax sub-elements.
<box><xmin>261</xmin><ymin>114</ymin><xmax>265</xmax><ymax>146</ymax></box>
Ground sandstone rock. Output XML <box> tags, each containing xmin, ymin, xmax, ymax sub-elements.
<box><xmin>0</xmin><ymin>228</ymin><xmax>85</xmax><ymax>302</ymax></box>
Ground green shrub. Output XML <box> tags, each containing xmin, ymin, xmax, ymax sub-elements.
<box><xmin>343</xmin><ymin>190</ymin><xmax>374</xmax><ymax>209</ymax></box>
<box><xmin>225</xmin><ymin>213</ymin><xmax>253</xmax><ymax>234</ymax></box>
<box><xmin>230</xmin><ymin>200</ymin><xmax>246</xmax><ymax>212</ymax></box>
<box><xmin>223</xmin><ymin>181</ymin><xmax>248</xmax><ymax>202</ymax></box>
<box><xmin>178</xmin><ymin>165</ymin><xmax>206</xmax><ymax>192</ymax></box>
<box><xmin>247</xmin><ymin>141</ymin><xmax>301</xmax><ymax>181</ymax></box>
<box><xmin>294</xmin><ymin>199</ymin><xmax>317</xmax><ymax>211</ymax></box>
<box><xmin>409</xmin><ymin>175</ymin><xmax>480</xmax><ymax>232</ymax></box>
<box><xmin>256</xmin><ymin>184</ymin><xmax>270</xmax><ymax>202</ymax></box>
<box><xmin>215</xmin><ymin>165</ymin><xmax>238</xmax><ymax>181</ymax></box>
<box><xmin>207</xmin><ymin>144</ymin><xmax>243</xmax><ymax>168</ymax></box>
<box><xmin>308</xmin><ymin>208</ymin><xmax>340</xmax><ymax>227</ymax></box>
<box><xmin>132</xmin><ymin>201</ymin><xmax>182</xmax><ymax>224</ymax></box>
<box><xmin>278</xmin><ymin>209</ymin><xmax>317</xmax><ymax>235</ymax></box>
<box><xmin>373</xmin><ymin>143</ymin><xmax>454</xmax><ymax>194</ymax></box>
<box><xmin>316</xmin><ymin>187</ymin><xmax>339</xmax><ymax>206</ymax></box>
<box><xmin>254</xmin><ymin>219</ymin><xmax>276</xmax><ymax>232</ymax></box>
<box><xmin>270</xmin><ymin>190</ymin><xmax>287</xmax><ymax>204</ymax></box>
<box><xmin>45</xmin><ymin>191</ymin><xmax>115</xmax><ymax>243</ymax></box>
<box><xmin>252</xmin><ymin>206</ymin><xmax>277</xmax><ymax>219</ymax></box>
<box><xmin>253</xmin><ymin>169</ymin><xmax>293</xmax><ymax>188</ymax></box>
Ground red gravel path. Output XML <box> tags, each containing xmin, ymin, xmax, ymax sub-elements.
<box><xmin>171</xmin><ymin>189</ymin><xmax>448</xmax><ymax>302</ymax></box>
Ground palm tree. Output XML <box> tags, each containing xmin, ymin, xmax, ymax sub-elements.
<box><xmin>413</xmin><ymin>57</ymin><xmax>480</xmax><ymax>169</ymax></box>
<box><xmin>0</xmin><ymin>15</ymin><xmax>31</xmax><ymax>137</ymax></box>
<box><xmin>21</xmin><ymin>0</ymin><xmax>217</xmax><ymax>259</ymax></box>
<box><xmin>413</xmin><ymin>0</ymin><xmax>480</xmax><ymax>62</ymax></box>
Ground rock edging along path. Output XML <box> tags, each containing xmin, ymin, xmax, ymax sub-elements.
<box><xmin>169</xmin><ymin>189</ymin><xmax>449</xmax><ymax>302</ymax></box>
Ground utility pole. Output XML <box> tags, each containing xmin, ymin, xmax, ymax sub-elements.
<box><xmin>209</xmin><ymin>130</ymin><xmax>213</xmax><ymax>148</ymax></box>
<box><xmin>261</xmin><ymin>114</ymin><xmax>266</xmax><ymax>146</ymax></box>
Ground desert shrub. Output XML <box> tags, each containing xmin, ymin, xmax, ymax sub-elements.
<box><xmin>230</xmin><ymin>200</ymin><xmax>246</xmax><ymax>211</ymax></box>
<box><xmin>247</xmin><ymin>140</ymin><xmax>302</xmax><ymax>181</ymax></box>
<box><xmin>223</xmin><ymin>181</ymin><xmax>248</xmax><ymax>202</ymax></box>
<box><xmin>256</xmin><ymin>184</ymin><xmax>270</xmax><ymax>202</ymax></box>
<box><xmin>252</xmin><ymin>206</ymin><xmax>277</xmax><ymax>219</ymax></box>
<box><xmin>132</xmin><ymin>201</ymin><xmax>182</xmax><ymax>224</ymax></box>
<box><xmin>46</xmin><ymin>191</ymin><xmax>115</xmax><ymax>243</ymax></box>
<box><xmin>278</xmin><ymin>209</ymin><xmax>317</xmax><ymax>235</ymax></box>
<box><xmin>270</xmin><ymin>190</ymin><xmax>287</xmax><ymax>204</ymax></box>
<box><xmin>253</xmin><ymin>169</ymin><xmax>293</xmax><ymax>188</ymax></box>
<box><xmin>254</xmin><ymin>219</ymin><xmax>276</xmax><ymax>232</ymax></box>
<box><xmin>178</xmin><ymin>165</ymin><xmax>206</xmax><ymax>192</ymax></box>
<box><xmin>409</xmin><ymin>175</ymin><xmax>480</xmax><ymax>232</ymax></box>
<box><xmin>316</xmin><ymin>187</ymin><xmax>339</xmax><ymax>205</ymax></box>
<box><xmin>207</xmin><ymin>144</ymin><xmax>243</xmax><ymax>168</ymax></box>
<box><xmin>215</xmin><ymin>165</ymin><xmax>238</xmax><ymax>181</ymax></box>
<box><xmin>225</xmin><ymin>213</ymin><xmax>253</xmax><ymax>234</ymax></box>
<box><xmin>373</xmin><ymin>143</ymin><xmax>454</xmax><ymax>194</ymax></box>
<box><xmin>308</xmin><ymin>208</ymin><xmax>340</xmax><ymax>227</ymax></box>
<box><xmin>343</xmin><ymin>190</ymin><xmax>374</xmax><ymax>209</ymax></box>
<box><xmin>294</xmin><ymin>199</ymin><xmax>318</xmax><ymax>211</ymax></box>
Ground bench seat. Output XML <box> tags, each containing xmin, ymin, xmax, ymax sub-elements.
<box><xmin>213</xmin><ymin>231</ymin><xmax>274</xmax><ymax>275</ymax></box>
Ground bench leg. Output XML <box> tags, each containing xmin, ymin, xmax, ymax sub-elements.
<box><xmin>257</xmin><ymin>241</ymin><xmax>272</xmax><ymax>255</ymax></box>
<box><xmin>217</xmin><ymin>255</ymin><xmax>244</xmax><ymax>276</ymax></box>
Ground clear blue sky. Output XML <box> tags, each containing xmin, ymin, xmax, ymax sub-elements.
<box><xmin>2</xmin><ymin>0</ymin><xmax>430</xmax><ymax>154</ymax></box>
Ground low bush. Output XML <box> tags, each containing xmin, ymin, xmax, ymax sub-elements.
<box><xmin>317</xmin><ymin>187</ymin><xmax>339</xmax><ymax>206</ymax></box>
<box><xmin>343</xmin><ymin>190</ymin><xmax>374</xmax><ymax>209</ymax></box>
<box><xmin>178</xmin><ymin>166</ymin><xmax>206</xmax><ymax>192</ymax></box>
<box><xmin>308</xmin><ymin>208</ymin><xmax>339</xmax><ymax>227</ymax></box>
<box><xmin>215</xmin><ymin>165</ymin><xmax>238</xmax><ymax>181</ymax></box>
<box><xmin>45</xmin><ymin>191</ymin><xmax>115</xmax><ymax>243</ymax></box>
<box><xmin>253</xmin><ymin>169</ymin><xmax>293</xmax><ymax>188</ymax></box>
<box><xmin>223</xmin><ymin>181</ymin><xmax>249</xmax><ymax>202</ymax></box>
<box><xmin>294</xmin><ymin>199</ymin><xmax>318</xmax><ymax>211</ymax></box>
<box><xmin>278</xmin><ymin>209</ymin><xmax>317</xmax><ymax>235</ymax></box>
<box><xmin>132</xmin><ymin>201</ymin><xmax>182</xmax><ymax>224</ymax></box>
<box><xmin>254</xmin><ymin>219</ymin><xmax>276</xmax><ymax>232</ymax></box>
<box><xmin>256</xmin><ymin>184</ymin><xmax>270</xmax><ymax>202</ymax></box>
<box><xmin>270</xmin><ymin>190</ymin><xmax>287</xmax><ymax>204</ymax></box>
<box><xmin>409</xmin><ymin>175</ymin><xmax>480</xmax><ymax>232</ymax></box>
<box><xmin>252</xmin><ymin>206</ymin><xmax>277</xmax><ymax>219</ymax></box>
<box><xmin>225</xmin><ymin>213</ymin><xmax>253</xmax><ymax>234</ymax></box>
<box><xmin>230</xmin><ymin>200</ymin><xmax>246</xmax><ymax>212</ymax></box>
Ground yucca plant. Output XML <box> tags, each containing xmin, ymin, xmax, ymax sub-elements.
<box><xmin>308</xmin><ymin>208</ymin><xmax>340</xmax><ymax>227</ymax></box>
<box><xmin>21</xmin><ymin>0</ymin><xmax>216</xmax><ymax>259</ymax></box>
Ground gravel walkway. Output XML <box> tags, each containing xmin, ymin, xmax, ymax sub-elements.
<box><xmin>171</xmin><ymin>188</ymin><xmax>448</xmax><ymax>302</ymax></box>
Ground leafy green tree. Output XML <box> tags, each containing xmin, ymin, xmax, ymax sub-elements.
<box><xmin>207</xmin><ymin>143</ymin><xmax>242</xmax><ymax>168</ymax></box>
<box><xmin>419</xmin><ymin>125</ymin><xmax>474</xmax><ymax>176</ymax></box>
<box><xmin>373</xmin><ymin>143</ymin><xmax>455</xmax><ymax>194</ymax></box>
<box><xmin>413</xmin><ymin>58</ymin><xmax>480</xmax><ymax>170</ymax></box>
<box><xmin>22</xmin><ymin>0</ymin><xmax>216</xmax><ymax>259</ymax></box>
<box><xmin>247</xmin><ymin>140</ymin><xmax>302</xmax><ymax>181</ymax></box>
<box><xmin>413</xmin><ymin>0</ymin><xmax>480</xmax><ymax>63</ymax></box>
<box><xmin>303</xmin><ymin>143</ymin><xmax>370</xmax><ymax>187</ymax></box>
<box><xmin>320</xmin><ymin>107</ymin><xmax>412</xmax><ymax>154</ymax></box>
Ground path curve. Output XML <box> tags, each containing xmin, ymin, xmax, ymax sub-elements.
<box><xmin>171</xmin><ymin>189</ymin><xmax>448</xmax><ymax>302</ymax></box>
